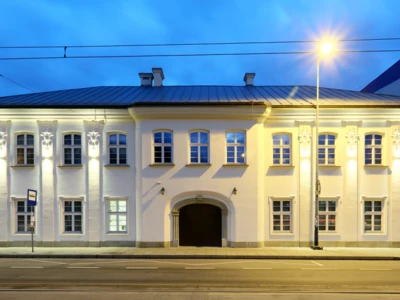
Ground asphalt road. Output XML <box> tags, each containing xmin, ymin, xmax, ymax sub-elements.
<box><xmin>0</xmin><ymin>258</ymin><xmax>399</xmax><ymax>299</ymax></box>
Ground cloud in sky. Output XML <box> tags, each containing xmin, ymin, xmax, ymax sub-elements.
<box><xmin>0</xmin><ymin>0</ymin><xmax>399</xmax><ymax>96</ymax></box>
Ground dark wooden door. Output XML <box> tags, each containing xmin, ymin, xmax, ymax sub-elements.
<box><xmin>179</xmin><ymin>204</ymin><xmax>222</xmax><ymax>247</ymax></box>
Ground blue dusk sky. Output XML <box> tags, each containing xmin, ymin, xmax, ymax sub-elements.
<box><xmin>0</xmin><ymin>0</ymin><xmax>399</xmax><ymax>97</ymax></box>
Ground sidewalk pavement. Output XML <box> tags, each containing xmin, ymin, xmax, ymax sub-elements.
<box><xmin>1</xmin><ymin>246</ymin><xmax>400</xmax><ymax>260</ymax></box>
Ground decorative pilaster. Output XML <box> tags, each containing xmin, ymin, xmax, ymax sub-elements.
<box><xmin>342</xmin><ymin>122</ymin><xmax>361</xmax><ymax>244</ymax></box>
<box><xmin>85</xmin><ymin>121</ymin><xmax>103</xmax><ymax>245</ymax></box>
<box><xmin>38</xmin><ymin>121</ymin><xmax>57</xmax><ymax>245</ymax></box>
<box><xmin>0</xmin><ymin>121</ymin><xmax>10</xmax><ymax>245</ymax></box>
<box><xmin>221</xmin><ymin>209</ymin><xmax>228</xmax><ymax>247</ymax></box>
<box><xmin>297</xmin><ymin>122</ymin><xmax>312</xmax><ymax>246</ymax></box>
<box><xmin>390</xmin><ymin>123</ymin><xmax>400</xmax><ymax>245</ymax></box>
<box><xmin>172</xmin><ymin>211</ymin><xmax>179</xmax><ymax>247</ymax></box>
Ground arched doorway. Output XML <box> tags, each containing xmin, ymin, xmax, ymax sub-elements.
<box><xmin>171</xmin><ymin>196</ymin><xmax>229</xmax><ymax>247</ymax></box>
<box><xmin>179</xmin><ymin>204</ymin><xmax>222</xmax><ymax>247</ymax></box>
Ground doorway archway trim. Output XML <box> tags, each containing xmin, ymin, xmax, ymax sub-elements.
<box><xmin>171</xmin><ymin>197</ymin><xmax>229</xmax><ymax>247</ymax></box>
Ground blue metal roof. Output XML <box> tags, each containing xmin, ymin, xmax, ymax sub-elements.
<box><xmin>361</xmin><ymin>60</ymin><xmax>400</xmax><ymax>93</ymax></box>
<box><xmin>1</xmin><ymin>85</ymin><xmax>400</xmax><ymax>108</ymax></box>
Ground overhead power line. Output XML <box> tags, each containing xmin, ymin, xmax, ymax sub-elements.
<box><xmin>0</xmin><ymin>49</ymin><xmax>399</xmax><ymax>61</ymax></box>
<box><xmin>0</xmin><ymin>37</ymin><xmax>399</xmax><ymax>49</ymax></box>
<box><xmin>0</xmin><ymin>74</ymin><xmax>35</xmax><ymax>92</ymax></box>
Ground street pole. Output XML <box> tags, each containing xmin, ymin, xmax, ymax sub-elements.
<box><xmin>31</xmin><ymin>210</ymin><xmax>34</xmax><ymax>253</ymax></box>
<box><xmin>312</xmin><ymin>54</ymin><xmax>323</xmax><ymax>250</ymax></box>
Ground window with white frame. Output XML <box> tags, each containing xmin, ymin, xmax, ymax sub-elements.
<box><xmin>189</xmin><ymin>131</ymin><xmax>209</xmax><ymax>163</ymax></box>
<box><xmin>364</xmin><ymin>200</ymin><xmax>383</xmax><ymax>232</ymax></box>
<box><xmin>108</xmin><ymin>200</ymin><xmax>127</xmax><ymax>233</ymax></box>
<box><xmin>63</xmin><ymin>200</ymin><xmax>82</xmax><ymax>233</ymax></box>
<box><xmin>273</xmin><ymin>134</ymin><xmax>291</xmax><ymax>165</ymax></box>
<box><xmin>226</xmin><ymin>131</ymin><xmax>245</xmax><ymax>164</ymax></box>
<box><xmin>16</xmin><ymin>201</ymin><xmax>35</xmax><ymax>233</ymax></box>
<box><xmin>63</xmin><ymin>134</ymin><xmax>82</xmax><ymax>165</ymax></box>
<box><xmin>272</xmin><ymin>200</ymin><xmax>292</xmax><ymax>232</ymax></box>
<box><xmin>365</xmin><ymin>134</ymin><xmax>383</xmax><ymax>165</ymax></box>
<box><xmin>109</xmin><ymin>133</ymin><xmax>127</xmax><ymax>165</ymax></box>
<box><xmin>318</xmin><ymin>134</ymin><xmax>336</xmax><ymax>165</ymax></box>
<box><xmin>153</xmin><ymin>131</ymin><xmax>173</xmax><ymax>163</ymax></box>
<box><xmin>16</xmin><ymin>134</ymin><xmax>34</xmax><ymax>165</ymax></box>
<box><xmin>318</xmin><ymin>199</ymin><xmax>337</xmax><ymax>232</ymax></box>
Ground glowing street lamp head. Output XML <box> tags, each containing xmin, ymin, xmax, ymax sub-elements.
<box><xmin>319</xmin><ymin>40</ymin><xmax>335</xmax><ymax>56</ymax></box>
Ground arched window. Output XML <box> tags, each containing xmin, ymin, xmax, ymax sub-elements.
<box><xmin>63</xmin><ymin>133</ymin><xmax>82</xmax><ymax>165</ymax></box>
<box><xmin>318</xmin><ymin>134</ymin><xmax>336</xmax><ymax>165</ymax></box>
<box><xmin>16</xmin><ymin>134</ymin><xmax>34</xmax><ymax>165</ymax></box>
<box><xmin>153</xmin><ymin>130</ymin><xmax>173</xmax><ymax>164</ymax></box>
<box><xmin>365</xmin><ymin>134</ymin><xmax>382</xmax><ymax>165</ymax></box>
<box><xmin>272</xmin><ymin>134</ymin><xmax>291</xmax><ymax>165</ymax></box>
<box><xmin>108</xmin><ymin>133</ymin><xmax>127</xmax><ymax>165</ymax></box>
<box><xmin>189</xmin><ymin>131</ymin><xmax>209</xmax><ymax>163</ymax></box>
<box><xmin>226</xmin><ymin>131</ymin><xmax>245</xmax><ymax>164</ymax></box>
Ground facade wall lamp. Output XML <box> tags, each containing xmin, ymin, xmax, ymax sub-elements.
<box><xmin>233</xmin><ymin>187</ymin><xmax>237</xmax><ymax>195</ymax></box>
<box><xmin>161</xmin><ymin>187</ymin><xmax>165</xmax><ymax>195</ymax></box>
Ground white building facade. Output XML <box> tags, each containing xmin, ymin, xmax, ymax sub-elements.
<box><xmin>1</xmin><ymin>71</ymin><xmax>400</xmax><ymax>248</ymax></box>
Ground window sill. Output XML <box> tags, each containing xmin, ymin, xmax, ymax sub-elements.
<box><xmin>319</xmin><ymin>232</ymin><xmax>340</xmax><ymax>236</ymax></box>
<box><xmin>11</xmin><ymin>165</ymin><xmax>35</xmax><ymax>168</ymax></box>
<box><xmin>186</xmin><ymin>163</ymin><xmax>212</xmax><ymax>167</ymax></box>
<box><xmin>362</xmin><ymin>232</ymin><xmax>385</xmax><ymax>236</ymax></box>
<box><xmin>104</xmin><ymin>164</ymin><xmax>130</xmax><ymax>168</ymax></box>
<box><xmin>319</xmin><ymin>165</ymin><xmax>341</xmax><ymax>168</ymax></box>
<box><xmin>58</xmin><ymin>165</ymin><xmax>83</xmax><ymax>169</ymax></box>
<box><xmin>149</xmin><ymin>163</ymin><xmax>175</xmax><ymax>167</ymax></box>
<box><xmin>223</xmin><ymin>163</ymin><xmax>249</xmax><ymax>167</ymax></box>
<box><xmin>61</xmin><ymin>232</ymin><xmax>84</xmax><ymax>235</ymax></box>
<box><xmin>106</xmin><ymin>232</ymin><xmax>128</xmax><ymax>235</ymax></box>
<box><xmin>270</xmin><ymin>232</ymin><xmax>294</xmax><ymax>236</ymax></box>
<box><xmin>270</xmin><ymin>164</ymin><xmax>294</xmax><ymax>168</ymax></box>
<box><xmin>364</xmin><ymin>165</ymin><xmax>388</xmax><ymax>168</ymax></box>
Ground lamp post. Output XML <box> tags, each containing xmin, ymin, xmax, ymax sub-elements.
<box><xmin>311</xmin><ymin>41</ymin><xmax>334</xmax><ymax>250</ymax></box>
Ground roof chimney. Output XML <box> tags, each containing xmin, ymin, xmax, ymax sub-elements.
<box><xmin>243</xmin><ymin>73</ymin><xmax>255</xmax><ymax>86</ymax></box>
<box><xmin>138</xmin><ymin>73</ymin><xmax>154</xmax><ymax>86</ymax></box>
<box><xmin>152</xmin><ymin>68</ymin><xmax>164</xmax><ymax>87</ymax></box>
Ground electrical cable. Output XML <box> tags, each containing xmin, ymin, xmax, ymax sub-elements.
<box><xmin>0</xmin><ymin>37</ymin><xmax>399</xmax><ymax>49</ymax></box>
<box><xmin>0</xmin><ymin>49</ymin><xmax>399</xmax><ymax>61</ymax></box>
<box><xmin>0</xmin><ymin>73</ymin><xmax>35</xmax><ymax>92</ymax></box>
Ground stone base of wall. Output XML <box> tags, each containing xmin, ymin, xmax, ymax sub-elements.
<box><xmin>1</xmin><ymin>240</ymin><xmax>400</xmax><ymax>248</ymax></box>
<box><xmin>136</xmin><ymin>241</ymin><xmax>171</xmax><ymax>248</ymax></box>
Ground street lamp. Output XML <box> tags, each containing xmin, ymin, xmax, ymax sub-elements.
<box><xmin>311</xmin><ymin>40</ymin><xmax>335</xmax><ymax>250</ymax></box>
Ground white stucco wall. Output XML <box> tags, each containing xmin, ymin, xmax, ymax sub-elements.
<box><xmin>1</xmin><ymin>105</ymin><xmax>400</xmax><ymax>247</ymax></box>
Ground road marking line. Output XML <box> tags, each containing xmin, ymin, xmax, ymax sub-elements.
<box><xmin>301</xmin><ymin>268</ymin><xmax>337</xmax><ymax>270</ymax></box>
<box><xmin>184</xmin><ymin>267</ymin><xmax>215</xmax><ymax>270</ymax></box>
<box><xmin>11</xmin><ymin>266</ymin><xmax>44</xmax><ymax>269</ymax></box>
<box><xmin>310</xmin><ymin>260</ymin><xmax>324</xmax><ymax>267</ymax></box>
<box><xmin>126</xmin><ymin>267</ymin><xmax>159</xmax><ymax>270</ymax></box>
<box><xmin>27</xmin><ymin>259</ymin><xmax>67</xmax><ymax>265</ymax></box>
<box><xmin>67</xmin><ymin>267</ymin><xmax>100</xmax><ymax>269</ymax></box>
<box><xmin>243</xmin><ymin>268</ymin><xmax>272</xmax><ymax>270</ymax></box>
<box><xmin>360</xmin><ymin>269</ymin><xmax>392</xmax><ymax>271</ymax></box>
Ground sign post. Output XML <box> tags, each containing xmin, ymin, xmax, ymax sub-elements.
<box><xmin>27</xmin><ymin>189</ymin><xmax>37</xmax><ymax>253</ymax></box>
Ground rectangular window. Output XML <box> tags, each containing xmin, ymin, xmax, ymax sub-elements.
<box><xmin>153</xmin><ymin>131</ymin><xmax>173</xmax><ymax>164</ymax></box>
<box><xmin>226</xmin><ymin>131</ymin><xmax>245</xmax><ymax>164</ymax></box>
<box><xmin>109</xmin><ymin>133</ymin><xmax>127</xmax><ymax>165</ymax></box>
<box><xmin>318</xmin><ymin>200</ymin><xmax>337</xmax><ymax>232</ymax></box>
<box><xmin>272</xmin><ymin>200</ymin><xmax>292</xmax><ymax>232</ymax></box>
<box><xmin>108</xmin><ymin>200</ymin><xmax>127</xmax><ymax>233</ymax></box>
<box><xmin>364</xmin><ymin>200</ymin><xmax>383</xmax><ymax>232</ymax></box>
<box><xmin>365</xmin><ymin>134</ymin><xmax>383</xmax><ymax>165</ymax></box>
<box><xmin>15</xmin><ymin>201</ymin><xmax>35</xmax><ymax>233</ymax></box>
<box><xmin>16</xmin><ymin>134</ymin><xmax>34</xmax><ymax>165</ymax></box>
<box><xmin>273</xmin><ymin>134</ymin><xmax>291</xmax><ymax>165</ymax></box>
<box><xmin>63</xmin><ymin>134</ymin><xmax>82</xmax><ymax>165</ymax></box>
<box><xmin>190</xmin><ymin>131</ymin><xmax>209</xmax><ymax>163</ymax></box>
<box><xmin>64</xmin><ymin>201</ymin><xmax>82</xmax><ymax>233</ymax></box>
<box><xmin>318</xmin><ymin>134</ymin><xmax>336</xmax><ymax>165</ymax></box>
